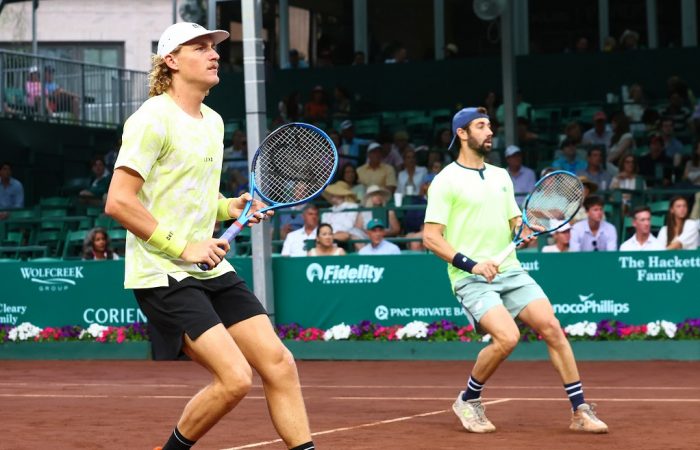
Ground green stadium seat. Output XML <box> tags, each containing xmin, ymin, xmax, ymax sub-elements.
<box><xmin>649</xmin><ymin>200</ymin><xmax>669</xmax><ymax>216</ymax></box>
<box><xmin>62</xmin><ymin>230</ymin><xmax>88</xmax><ymax>259</ymax></box>
<box><xmin>2</xmin><ymin>231</ymin><xmax>24</xmax><ymax>246</ymax></box>
<box><xmin>40</xmin><ymin>197</ymin><xmax>73</xmax><ymax>210</ymax></box>
<box><xmin>109</xmin><ymin>228</ymin><xmax>128</xmax><ymax>255</ymax></box>
<box><xmin>86</xmin><ymin>206</ymin><xmax>104</xmax><ymax>217</ymax></box>
<box><xmin>41</xmin><ymin>208</ymin><xmax>68</xmax><ymax>218</ymax></box>
<box><xmin>34</xmin><ymin>230</ymin><xmax>64</xmax><ymax>257</ymax></box>
<box><xmin>61</xmin><ymin>177</ymin><xmax>91</xmax><ymax>195</ymax></box>
<box><xmin>94</xmin><ymin>215</ymin><xmax>122</xmax><ymax>230</ymax></box>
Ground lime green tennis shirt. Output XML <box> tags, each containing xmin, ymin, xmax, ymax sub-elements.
<box><xmin>115</xmin><ymin>93</ymin><xmax>234</xmax><ymax>289</ymax></box>
<box><xmin>425</xmin><ymin>161</ymin><xmax>522</xmax><ymax>289</ymax></box>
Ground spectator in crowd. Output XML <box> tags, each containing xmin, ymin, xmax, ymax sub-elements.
<box><xmin>281</xmin><ymin>204</ymin><xmax>319</xmax><ymax>257</ymax></box>
<box><xmin>317</xmin><ymin>49</ymin><xmax>333</xmax><ymax>68</ymax></box>
<box><xmin>659</xmin><ymin>117</ymin><xmax>685</xmax><ymax>165</ymax></box>
<box><xmin>337</xmin><ymin>161</ymin><xmax>366</xmax><ymax>200</ymax></box>
<box><xmin>570</xmin><ymin>195</ymin><xmax>618</xmax><ymax>252</ymax></box>
<box><xmin>278</xmin><ymin>203</ymin><xmax>305</xmax><ymax>240</ymax></box>
<box><xmin>352</xmin><ymin>51</ymin><xmax>366</xmax><ymax>66</ymax></box>
<box><xmin>444</xmin><ymin>43</ymin><xmax>459</xmax><ymax>59</ymax></box>
<box><xmin>619</xmin><ymin>29</ymin><xmax>640</xmax><ymax>51</ymax></box>
<box><xmin>552</xmin><ymin>138</ymin><xmax>587</xmax><ymax>173</ymax></box>
<box><xmin>385</xmin><ymin>46</ymin><xmax>408</xmax><ymax>64</ymax></box>
<box><xmin>656</xmin><ymin>196</ymin><xmax>699</xmax><ymax>250</ymax></box>
<box><xmin>277</xmin><ymin>91</ymin><xmax>302</xmax><ymax>123</ymax></box>
<box><xmin>357</xmin><ymin>142</ymin><xmax>398</xmax><ymax>193</ymax></box>
<box><xmin>564</xmin><ymin>121</ymin><xmax>583</xmax><ymax>147</ymax></box>
<box><xmin>82</xmin><ymin>227</ymin><xmax>119</xmax><ymax>260</ymax></box>
<box><xmin>103</xmin><ymin>137</ymin><xmax>121</xmax><ymax>170</ymax></box>
<box><xmin>638</xmin><ymin>135</ymin><xmax>672</xmax><ymax>187</ymax></box>
<box><xmin>641</xmin><ymin>108</ymin><xmax>661</xmax><ymax>135</ymax></box>
<box><xmin>303</xmin><ymin>85</ymin><xmax>329</xmax><ymax>123</ymax></box>
<box><xmin>357</xmin><ymin>218</ymin><xmax>401</xmax><ymax>255</ymax></box>
<box><xmin>571</xmin><ymin>176</ymin><xmax>599</xmax><ymax>224</ymax></box>
<box><xmin>332</xmin><ymin>86</ymin><xmax>351</xmax><ymax>118</ymax></box>
<box><xmin>691</xmin><ymin>103</ymin><xmax>700</xmax><ymax>141</ymax></box>
<box><xmin>404</xmin><ymin>224</ymin><xmax>426</xmax><ymax>252</ymax></box>
<box><xmin>79</xmin><ymin>156</ymin><xmax>112</xmax><ymax>204</ymax></box>
<box><xmin>541</xmin><ymin>222</ymin><xmax>571</xmax><ymax>253</ymax></box>
<box><xmin>397</xmin><ymin>148</ymin><xmax>427</xmax><ymax>197</ymax></box>
<box><xmin>25</xmin><ymin>66</ymin><xmax>47</xmax><ymax>112</ymax></box>
<box><xmin>573</xmin><ymin>36</ymin><xmax>589</xmax><ymax>53</ymax></box>
<box><xmin>496</xmin><ymin>91</ymin><xmax>533</xmax><ymax>124</ymax></box>
<box><xmin>607</xmin><ymin>112</ymin><xmax>635</xmax><ymax>169</ymax></box>
<box><xmin>0</xmin><ymin>161</ymin><xmax>24</xmax><ymax>219</ymax></box>
<box><xmin>662</xmin><ymin>92</ymin><xmax>692</xmax><ymax>137</ymax></box>
<box><xmin>44</xmin><ymin>65</ymin><xmax>80</xmax><ymax>118</ymax></box>
<box><xmin>504</xmin><ymin>145</ymin><xmax>536</xmax><ymax>206</ymax></box>
<box><xmin>483</xmin><ymin>91</ymin><xmax>498</xmax><ymax>123</ymax></box>
<box><xmin>282</xmin><ymin>49</ymin><xmax>309</xmax><ymax>69</ymax></box>
<box><xmin>610</xmin><ymin>154</ymin><xmax>646</xmax><ymax>211</ymax></box>
<box><xmin>224</xmin><ymin>169</ymin><xmax>249</xmax><ymax>198</ymax></box>
<box><xmin>307</xmin><ymin>223</ymin><xmax>346</xmax><ymax>256</ymax></box>
<box><xmin>2</xmin><ymin>72</ymin><xmax>25</xmax><ymax>115</ymax></box>
<box><xmin>384</xmin><ymin>130</ymin><xmax>409</xmax><ymax>170</ymax></box>
<box><xmin>619</xmin><ymin>206</ymin><xmax>662</xmax><ymax>251</ymax></box>
<box><xmin>516</xmin><ymin>117</ymin><xmax>539</xmax><ymax>145</ymax></box>
<box><xmin>667</xmin><ymin>75</ymin><xmax>696</xmax><ymax>108</ymax></box>
<box><xmin>339</xmin><ymin>120</ymin><xmax>370</xmax><ymax>167</ymax></box>
<box><xmin>602</xmin><ymin>36</ymin><xmax>617</xmax><ymax>52</ymax></box>
<box><xmin>320</xmin><ymin>181</ymin><xmax>362</xmax><ymax>242</ymax></box>
<box><xmin>577</xmin><ymin>147</ymin><xmax>612</xmax><ymax>191</ymax></box>
<box><xmin>222</xmin><ymin>129</ymin><xmax>248</xmax><ymax>174</ymax></box>
<box><xmin>354</xmin><ymin>185</ymin><xmax>401</xmax><ymax>238</ymax></box>
<box><xmin>623</xmin><ymin>83</ymin><xmax>648</xmax><ymax>122</ymax></box>
<box><xmin>429</xmin><ymin>128</ymin><xmax>453</xmax><ymax>164</ymax></box>
<box><xmin>682</xmin><ymin>141</ymin><xmax>700</xmax><ymax>187</ymax></box>
<box><xmin>582</xmin><ymin>111</ymin><xmax>612</xmax><ymax>150</ymax></box>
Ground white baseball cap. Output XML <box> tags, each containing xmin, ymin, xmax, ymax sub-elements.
<box><xmin>157</xmin><ymin>22</ymin><xmax>230</xmax><ymax>57</ymax></box>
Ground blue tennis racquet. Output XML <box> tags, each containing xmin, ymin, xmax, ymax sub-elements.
<box><xmin>198</xmin><ymin>122</ymin><xmax>338</xmax><ymax>270</ymax></box>
<box><xmin>492</xmin><ymin>170</ymin><xmax>583</xmax><ymax>265</ymax></box>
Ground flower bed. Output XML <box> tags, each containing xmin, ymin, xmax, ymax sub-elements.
<box><xmin>0</xmin><ymin>322</ymin><xmax>149</xmax><ymax>344</ymax></box>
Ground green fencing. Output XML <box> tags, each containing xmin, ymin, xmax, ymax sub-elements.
<box><xmin>1</xmin><ymin>252</ymin><xmax>698</xmax><ymax>329</ymax></box>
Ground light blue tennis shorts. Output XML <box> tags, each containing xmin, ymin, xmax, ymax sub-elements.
<box><xmin>453</xmin><ymin>268</ymin><xmax>547</xmax><ymax>327</ymax></box>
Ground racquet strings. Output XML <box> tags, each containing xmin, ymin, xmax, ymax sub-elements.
<box><xmin>254</xmin><ymin>126</ymin><xmax>336</xmax><ymax>204</ymax></box>
<box><xmin>525</xmin><ymin>173</ymin><xmax>583</xmax><ymax>231</ymax></box>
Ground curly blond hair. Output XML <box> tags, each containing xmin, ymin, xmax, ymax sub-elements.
<box><xmin>148</xmin><ymin>48</ymin><xmax>180</xmax><ymax>97</ymax></box>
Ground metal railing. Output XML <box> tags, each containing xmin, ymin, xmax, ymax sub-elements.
<box><xmin>0</xmin><ymin>49</ymin><xmax>148</xmax><ymax>127</ymax></box>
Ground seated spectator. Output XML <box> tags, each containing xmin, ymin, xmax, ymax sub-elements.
<box><xmin>552</xmin><ymin>138</ymin><xmax>587</xmax><ymax>173</ymax></box>
<box><xmin>682</xmin><ymin>141</ymin><xmax>700</xmax><ymax>186</ymax></box>
<box><xmin>421</xmin><ymin>160</ymin><xmax>444</xmax><ymax>196</ymax></box>
<box><xmin>278</xmin><ymin>204</ymin><xmax>305</xmax><ymax>240</ymax></box>
<box><xmin>610</xmin><ymin>154</ymin><xmax>646</xmax><ymax>211</ymax></box>
<box><xmin>281</xmin><ymin>204</ymin><xmax>319</xmax><ymax>257</ymax></box>
<box><xmin>79</xmin><ymin>156</ymin><xmax>112</xmax><ymax>204</ymax></box>
<box><xmin>496</xmin><ymin>91</ymin><xmax>533</xmax><ymax>124</ymax></box>
<box><xmin>223</xmin><ymin>129</ymin><xmax>248</xmax><ymax>174</ymax></box>
<box><xmin>638</xmin><ymin>135</ymin><xmax>672</xmax><ymax>187</ymax></box>
<box><xmin>0</xmin><ymin>161</ymin><xmax>24</xmax><ymax>219</ymax></box>
<box><xmin>357</xmin><ymin>218</ymin><xmax>401</xmax><ymax>255</ymax></box>
<box><xmin>355</xmin><ymin>185</ymin><xmax>401</xmax><ymax>237</ymax></box>
<box><xmin>577</xmin><ymin>147</ymin><xmax>613</xmax><ymax>191</ymax></box>
<box><xmin>504</xmin><ymin>145</ymin><xmax>536</xmax><ymax>206</ymax></box>
<box><xmin>516</xmin><ymin>117</ymin><xmax>539</xmax><ymax>145</ymax></box>
<box><xmin>332</xmin><ymin>86</ymin><xmax>351</xmax><ymax>118</ymax></box>
<box><xmin>357</xmin><ymin>143</ymin><xmax>398</xmax><ymax>193</ymax></box>
<box><xmin>582</xmin><ymin>111</ymin><xmax>613</xmax><ymax>150</ymax></box>
<box><xmin>444</xmin><ymin>43</ymin><xmax>460</xmax><ymax>59</ymax></box>
<box><xmin>623</xmin><ymin>83</ymin><xmax>649</xmax><ymax>122</ymax></box>
<box><xmin>339</xmin><ymin>120</ymin><xmax>370</xmax><ymax>167</ymax></box>
<box><xmin>570</xmin><ymin>195</ymin><xmax>618</xmax><ymax>251</ymax></box>
<box><xmin>320</xmin><ymin>181</ymin><xmax>362</xmax><ymax>242</ymax></box>
<box><xmin>607</xmin><ymin>112</ymin><xmax>635</xmax><ymax>169</ymax></box>
<box><xmin>656</xmin><ymin>196</ymin><xmax>699</xmax><ymax>250</ymax></box>
<box><xmin>659</xmin><ymin>117</ymin><xmax>685</xmax><ymax>167</ymax></box>
<box><xmin>2</xmin><ymin>72</ymin><xmax>26</xmax><ymax>115</ymax></box>
<box><xmin>337</xmin><ymin>161</ymin><xmax>366</xmax><ymax>200</ymax></box>
<box><xmin>282</xmin><ymin>49</ymin><xmax>309</xmax><ymax>69</ymax></box>
<box><xmin>620</xmin><ymin>206</ymin><xmax>662</xmax><ymax>251</ymax></box>
<box><xmin>25</xmin><ymin>66</ymin><xmax>47</xmax><ymax>112</ymax></box>
<box><xmin>307</xmin><ymin>223</ymin><xmax>346</xmax><ymax>256</ymax></box>
<box><xmin>44</xmin><ymin>66</ymin><xmax>80</xmax><ymax>118</ymax></box>
<box><xmin>404</xmin><ymin>224</ymin><xmax>426</xmax><ymax>252</ymax></box>
<box><xmin>384</xmin><ymin>46</ymin><xmax>408</xmax><ymax>64</ymax></box>
<box><xmin>277</xmin><ymin>91</ymin><xmax>302</xmax><ymax>123</ymax></box>
<box><xmin>564</xmin><ymin>121</ymin><xmax>583</xmax><ymax>147</ymax></box>
<box><xmin>304</xmin><ymin>86</ymin><xmax>329</xmax><ymax>124</ymax></box>
<box><xmin>662</xmin><ymin>92</ymin><xmax>692</xmax><ymax>136</ymax></box>
<box><xmin>397</xmin><ymin>148</ymin><xmax>427</xmax><ymax>197</ymax></box>
<box><xmin>82</xmin><ymin>227</ymin><xmax>119</xmax><ymax>260</ymax></box>
<box><xmin>619</xmin><ymin>29</ymin><xmax>640</xmax><ymax>51</ymax></box>
<box><xmin>542</xmin><ymin>222</ymin><xmax>571</xmax><ymax>253</ymax></box>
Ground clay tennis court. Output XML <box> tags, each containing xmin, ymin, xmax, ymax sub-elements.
<box><xmin>1</xmin><ymin>360</ymin><xmax>697</xmax><ymax>450</ymax></box>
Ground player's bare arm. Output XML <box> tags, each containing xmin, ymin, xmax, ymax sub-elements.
<box><xmin>423</xmin><ymin>222</ymin><xmax>498</xmax><ymax>282</ymax></box>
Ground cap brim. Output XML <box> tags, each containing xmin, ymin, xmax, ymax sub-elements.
<box><xmin>448</xmin><ymin>135</ymin><xmax>457</xmax><ymax>151</ymax></box>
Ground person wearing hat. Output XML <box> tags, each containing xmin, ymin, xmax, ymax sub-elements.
<box><xmin>339</xmin><ymin>119</ymin><xmax>370</xmax><ymax>167</ymax></box>
<box><xmin>423</xmin><ymin>107</ymin><xmax>608</xmax><ymax>434</ymax></box>
<box><xmin>321</xmin><ymin>180</ymin><xmax>362</xmax><ymax>242</ymax></box>
<box><xmin>357</xmin><ymin>142</ymin><xmax>397</xmax><ymax>193</ymax></box>
<box><xmin>582</xmin><ymin>111</ymin><xmax>612</xmax><ymax>150</ymax></box>
<box><xmin>541</xmin><ymin>221</ymin><xmax>572</xmax><ymax>253</ymax></box>
<box><xmin>354</xmin><ymin>184</ymin><xmax>401</xmax><ymax>238</ymax></box>
<box><xmin>504</xmin><ymin>145</ymin><xmax>535</xmax><ymax>206</ymax></box>
<box><xmin>357</xmin><ymin>218</ymin><xmax>401</xmax><ymax>255</ymax></box>
<box><xmin>105</xmin><ymin>23</ymin><xmax>314</xmax><ymax>450</ymax></box>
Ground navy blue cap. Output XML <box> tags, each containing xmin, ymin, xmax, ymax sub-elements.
<box><xmin>449</xmin><ymin>107</ymin><xmax>490</xmax><ymax>150</ymax></box>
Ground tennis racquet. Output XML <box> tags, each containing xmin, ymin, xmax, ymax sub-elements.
<box><xmin>198</xmin><ymin>122</ymin><xmax>338</xmax><ymax>270</ymax></box>
<box><xmin>491</xmin><ymin>170</ymin><xmax>584</xmax><ymax>265</ymax></box>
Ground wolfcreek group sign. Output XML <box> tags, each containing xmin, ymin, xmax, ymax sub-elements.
<box><xmin>1</xmin><ymin>251</ymin><xmax>698</xmax><ymax>328</ymax></box>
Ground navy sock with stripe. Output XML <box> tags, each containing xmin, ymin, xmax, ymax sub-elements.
<box><xmin>565</xmin><ymin>380</ymin><xmax>585</xmax><ymax>411</ymax></box>
<box><xmin>462</xmin><ymin>375</ymin><xmax>485</xmax><ymax>401</ymax></box>
<box><xmin>289</xmin><ymin>442</ymin><xmax>315</xmax><ymax>450</ymax></box>
<box><xmin>163</xmin><ymin>426</ymin><xmax>196</xmax><ymax>450</ymax></box>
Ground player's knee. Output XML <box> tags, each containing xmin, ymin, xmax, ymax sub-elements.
<box><xmin>218</xmin><ymin>367</ymin><xmax>253</xmax><ymax>406</ymax></box>
<box><xmin>540</xmin><ymin>317</ymin><xmax>564</xmax><ymax>341</ymax></box>
<box><xmin>267</xmin><ymin>345</ymin><xmax>300</xmax><ymax>380</ymax></box>
<box><xmin>494</xmin><ymin>331</ymin><xmax>520</xmax><ymax>356</ymax></box>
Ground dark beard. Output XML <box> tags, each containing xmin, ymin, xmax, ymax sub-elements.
<box><xmin>467</xmin><ymin>136</ymin><xmax>490</xmax><ymax>155</ymax></box>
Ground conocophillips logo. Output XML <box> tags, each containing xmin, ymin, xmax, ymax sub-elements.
<box><xmin>20</xmin><ymin>266</ymin><xmax>84</xmax><ymax>292</ymax></box>
<box><xmin>306</xmin><ymin>263</ymin><xmax>384</xmax><ymax>284</ymax></box>
<box><xmin>553</xmin><ymin>292</ymin><xmax>630</xmax><ymax>316</ymax></box>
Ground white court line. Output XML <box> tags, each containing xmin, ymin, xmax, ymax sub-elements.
<box><xmin>0</xmin><ymin>393</ymin><xmax>267</xmax><ymax>400</ymax></box>
<box><xmin>332</xmin><ymin>396</ymin><xmax>700</xmax><ymax>402</ymax></box>
<box><xmin>220</xmin><ymin>399</ymin><xmax>513</xmax><ymax>450</ymax></box>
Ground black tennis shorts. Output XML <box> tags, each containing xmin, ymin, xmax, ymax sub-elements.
<box><xmin>133</xmin><ymin>271</ymin><xmax>267</xmax><ymax>359</ymax></box>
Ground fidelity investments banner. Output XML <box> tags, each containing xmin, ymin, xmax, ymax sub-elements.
<box><xmin>272</xmin><ymin>252</ymin><xmax>700</xmax><ymax>328</ymax></box>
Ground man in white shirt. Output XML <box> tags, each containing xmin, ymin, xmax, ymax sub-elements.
<box><xmin>281</xmin><ymin>204</ymin><xmax>319</xmax><ymax>256</ymax></box>
<box><xmin>358</xmin><ymin>218</ymin><xmax>401</xmax><ymax>255</ymax></box>
<box><xmin>542</xmin><ymin>222</ymin><xmax>571</xmax><ymax>253</ymax></box>
<box><xmin>620</xmin><ymin>206</ymin><xmax>662</xmax><ymax>251</ymax></box>
<box><xmin>570</xmin><ymin>196</ymin><xmax>618</xmax><ymax>251</ymax></box>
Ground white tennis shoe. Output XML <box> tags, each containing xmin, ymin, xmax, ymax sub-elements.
<box><xmin>452</xmin><ymin>392</ymin><xmax>496</xmax><ymax>433</ymax></box>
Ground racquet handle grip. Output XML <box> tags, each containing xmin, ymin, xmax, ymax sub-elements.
<box><xmin>492</xmin><ymin>242</ymin><xmax>517</xmax><ymax>266</ymax></box>
<box><xmin>197</xmin><ymin>221</ymin><xmax>245</xmax><ymax>271</ymax></box>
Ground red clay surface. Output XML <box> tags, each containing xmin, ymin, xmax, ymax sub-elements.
<box><xmin>1</xmin><ymin>360</ymin><xmax>698</xmax><ymax>450</ymax></box>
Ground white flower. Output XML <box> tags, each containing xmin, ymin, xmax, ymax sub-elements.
<box><xmin>481</xmin><ymin>333</ymin><xmax>492</xmax><ymax>343</ymax></box>
<box><xmin>565</xmin><ymin>321</ymin><xmax>589</xmax><ymax>337</ymax></box>
<box><xmin>81</xmin><ymin>323</ymin><xmax>108</xmax><ymax>339</ymax></box>
<box><xmin>646</xmin><ymin>321</ymin><xmax>661</xmax><ymax>337</ymax></box>
<box><xmin>396</xmin><ymin>321</ymin><xmax>429</xmax><ymax>340</ymax></box>
<box><xmin>323</xmin><ymin>323</ymin><xmax>351</xmax><ymax>341</ymax></box>
<box><xmin>8</xmin><ymin>322</ymin><xmax>42</xmax><ymax>341</ymax></box>
<box><xmin>584</xmin><ymin>321</ymin><xmax>598</xmax><ymax>337</ymax></box>
<box><xmin>660</xmin><ymin>320</ymin><xmax>677</xmax><ymax>338</ymax></box>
